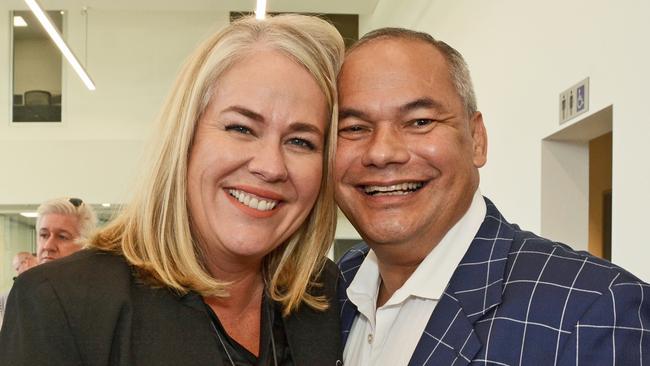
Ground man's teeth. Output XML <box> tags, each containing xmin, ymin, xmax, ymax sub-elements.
<box><xmin>364</xmin><ymin>182</ymin><xmax>423</xmax><ymax>196</ymax></box>
<box><xmin>228</xmin><ymin>189</ymin><xmax>278</xmax><ymax>211</ymax></box>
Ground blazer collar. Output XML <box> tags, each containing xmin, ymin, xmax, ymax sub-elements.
<box><xmin>445</xmin><ymin>198</ymin><xmax>515</xmax><ymax>322</ymax></box>
<box><xmin>338</xmin><ymin>245</ymin><xmax>368</xmax><ymax>346</ymax></box>
<box><xmin>409</xmin><ymin>198</ymin><xmax>515</xmax><ymax>365</ymax></box>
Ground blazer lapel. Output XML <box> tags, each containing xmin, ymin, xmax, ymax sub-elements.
<box><xmin>176</xmin><ymin>292</ymin><xmax>228</xmax><ymax>366</ymax></box>
<box><xmin>337</xmin><ymin>245</ymin><xmax>368</xmax><ymax>346</ymax></box>
<box><xmin>284</xmin><ymin>280</ymin><xmax>342</xmax><ymax>365</ymax></box>
<box><xmin>409</xmin><ymin>198</ymin><xmax>515</xmax><ymax>366</ymax></box>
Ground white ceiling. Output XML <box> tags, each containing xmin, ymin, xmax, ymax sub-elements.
<box><xmin>5</xmin><ymin>0</ymin><xmax>379</xmax><ymax>14</ymax></box>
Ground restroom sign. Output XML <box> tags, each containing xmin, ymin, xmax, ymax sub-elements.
<box><xmin>559</xmin><ymin>77</ymin><xmax>589</xmax><ymax>124</ymax></box>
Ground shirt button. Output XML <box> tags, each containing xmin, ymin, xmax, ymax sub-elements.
<box><xmin>367</xmin><ymin>334</ymin><xmax>373</xmax><ymax>344</ymax></box>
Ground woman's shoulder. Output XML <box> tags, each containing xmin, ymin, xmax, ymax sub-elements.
<box><xmin>15</xmin><ymin>248</ymin><xmax>134</xmax><ymax>301</ymax></box>
<box><xmin>311</xmin><ymin>258</ymin><xmax>340</xmax><ymax>297</ymax></box>
<box><xmin>21</xmin><ymin>248</ymin><xmax>129</xmax><ymax>280</ymax></box>
<box><xmin>319</xmin><ymin>258</ymin><xmax>340</xmax><ymax>281</ymax></box>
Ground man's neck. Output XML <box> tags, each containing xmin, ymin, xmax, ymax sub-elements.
<box><xmin>375</xmin><ymin>259</ymin><xmax>419</xmax><ymax>307</ymax></box>
<box><xmin>371</xmin><ymin>232</ymin><xmax>445</xmax><ymax>307</ymax></box>
<box><xmin>369</xmin><ymin>194</ymin><xmax>476</xmax><ymax>307</ymax></box>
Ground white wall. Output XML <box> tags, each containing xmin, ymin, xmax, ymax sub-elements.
<box><xmin>0</xmin><ymin>7</ymin><xmax>230</xmax><ymax>205</ymax></box>
<box><xmin>360</xmin><ymin>0</ymin><xmax>650</xmax><ymax>281</ymax></box>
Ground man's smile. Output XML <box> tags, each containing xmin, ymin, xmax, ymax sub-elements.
<box><xmin>361</xmin><ymin>181</ymin><xmax>425</xmax><ymax>196</ymax></box>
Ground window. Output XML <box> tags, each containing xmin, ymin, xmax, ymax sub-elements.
<box><xmin>11</xmin><ymin>10</ymin><xmax>63</xmax><ymax>123</ymax></box>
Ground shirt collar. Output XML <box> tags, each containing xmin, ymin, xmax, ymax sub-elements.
<box><xmin>347</xmin><ymin>189</ymin><xmax>487</xmax><ymax>310</ymax></box>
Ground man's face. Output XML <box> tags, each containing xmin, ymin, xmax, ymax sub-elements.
<box><xmin>37</xmin><ymin>213</ymin><xmax>82</xmax><ymax>264</ymax></box>
<box><xmin>334</xmin><ymin>39</ymin><xmax>487</xmax><ymax>255</ymax></box>
<box><xmin>12</xmin><ymin>254</ymin><xmax>37</xmax><ymax>274</ymax></box>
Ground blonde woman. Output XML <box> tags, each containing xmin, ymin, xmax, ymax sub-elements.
<box><xmin>0</xmin><ymin>15</ymin><xmax>344</xmax><ymax>365</ymax></box>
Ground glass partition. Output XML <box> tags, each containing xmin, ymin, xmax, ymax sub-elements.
<box><xmin>0</xmin><ymin>213</ymin><xmax>36</xmax><ymax>292</ymax></box>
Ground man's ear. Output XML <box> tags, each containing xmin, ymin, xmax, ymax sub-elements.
<box><xmin>470</xmin><ymin>112</ymin><xmax>488</xmax><ymax>168</ymax></box>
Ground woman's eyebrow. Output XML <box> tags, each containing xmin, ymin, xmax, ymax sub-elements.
<box><xmin>222</xmin><ymin>105</ymin><xmax>265</xmax><ymax>122</ymax></box>
<box><xmin>288</xmin><ymin>122</ymin><xmax>323</xmax><ymax>136</ymax></box>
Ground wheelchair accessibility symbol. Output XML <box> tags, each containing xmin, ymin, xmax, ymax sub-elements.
<box><xmin>576</xmin><ymin>85</ymin><xmax>585</xmax><ymax>113</ymax></box>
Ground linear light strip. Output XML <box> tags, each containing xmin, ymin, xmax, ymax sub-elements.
<box><xmin>24</xmin><ymin>0</ymin><xmax>96</xmax><ymax>90</ymax></box>
<box><xmin>255</xmin><ymin>0</ymin><xmax>267</xmax><ymax>20</ymax></box>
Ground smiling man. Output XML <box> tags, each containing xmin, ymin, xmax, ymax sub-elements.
<box><xmin>335</xmin><ymin>28</ymin><xmax>649</xmax><ymax>366</ymax></box>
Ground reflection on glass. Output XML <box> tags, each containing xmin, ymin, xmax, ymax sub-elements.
<box><xmin>12</xmin><ymin>10</ymin><xmax>63</xmax><ymax>123</ymax></box>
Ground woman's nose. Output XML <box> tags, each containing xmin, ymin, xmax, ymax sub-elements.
<box><xmin>248</xmin><ymin>143</ymin><xmax>289</xmax><ymax>182</ymax></box>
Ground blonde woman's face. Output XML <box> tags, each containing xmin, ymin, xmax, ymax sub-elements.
<box><xmin>187</xmin><ymin>49</ymin><xmax>327</xmax><ymax>272</ymax></box>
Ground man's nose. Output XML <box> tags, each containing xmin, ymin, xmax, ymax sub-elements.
<box><xmin>41</xmin><ymin>236</ymin><xmax>59</xmax><ymax>252</ymax></box>
<box><xmin>361</xmin><ymin>125</ymin><xmax>410</xmax><ymax>168</ymax></box>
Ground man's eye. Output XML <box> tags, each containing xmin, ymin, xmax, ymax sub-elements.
<box><xmin>412</xmin><ymin>118</ymin><xmax>434</xmax><ymax>127</ymax></box>
<box><xmin>339</xmin><ymin>125</ymin><xmax>366</xmax><ymax>134</ymax></box>
<box><xmin>225</xmin><ymin>124</ymin><xmax>253</xmax><ymax>135</ymax></box>
<box><xmin>287</xmin><ymin>138</ymin><xmax>316</xmax><ymax>151</ymax></box>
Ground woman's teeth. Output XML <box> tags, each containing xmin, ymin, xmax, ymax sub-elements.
<box><xmin>228</xmin><ymin>189</ymin><xmax>279</xmax><ymax>211</ymax></box>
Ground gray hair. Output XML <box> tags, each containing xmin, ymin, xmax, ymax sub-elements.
<box><xmin>37</xmin><ymin>197</ymin><xmax>97</xmax><ymax>243</ymax></box>
<box><xmin>349</xmin><ymin>27</ymin><xmax>477</xmax><ymax>116</ymax></box>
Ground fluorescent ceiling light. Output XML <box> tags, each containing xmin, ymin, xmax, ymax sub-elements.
<box><xmin>14</xmin><ymin>16</ymin><xmax>28</xmax><ymax>27</ymax></box>
<box><xmin>24</xmin><ymin>0</ymin><xmax>96</xmax><ymax>90</ymax></box>
<box><xmin>101</xmin><ymin>203</ymin><xmax>111</xmax><ymax>207</ymax></box>
<box><xmin>20</xmin><ymin>212</ymin><xmax>38</xmax><ymax>218</ymax></box>
<box><xmin>255</xmin><ymin>0</ymin><xmax>267</xmax><ymax>20</ymax></box>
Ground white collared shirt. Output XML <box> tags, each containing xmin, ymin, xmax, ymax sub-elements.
<box><xmin>343</xmin><ymin>190</ymin><xmax>486</xmax><ymax>366</ymax></box>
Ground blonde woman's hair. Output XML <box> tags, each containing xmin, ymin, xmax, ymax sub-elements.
<box><xmin>91</xmin><ymin>14</ymin><xmax>344</xmax><ymax>315</ymax></box>
<box><xmin>37</xmin><ymin>197</ymin><xmax>97</xmax><ymax>245</ymax></box>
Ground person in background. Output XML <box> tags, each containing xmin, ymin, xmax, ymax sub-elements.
<box><xmin>12</xmin><ymin>252</ymin><xmax>37</xmax><ymax>275</ymax></box>
<box><xmin>0</xmin><ymin>252</ymin><xmax>38</xmax><ymax>329</ymax></box>
<box><xmin>36</xmin><ymin>197</ymin><xmax>97</xmax><ymax>264</ymax></box>
<box><xmin>335</xmin><ymin>27</ymin><xmax>649</xmax><ymax>365</ymax></box>
<box><xmin>1</xmin><ymin>196</ymin><xmax>95</xmax><ymax>331</ymax></box>
<box><xmin>0</xmin><ymin>14</ymin><xmax>344</xmax><ymax>366</ymax></box>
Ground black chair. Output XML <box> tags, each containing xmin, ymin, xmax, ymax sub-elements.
<box><xmin>24</xmin><ymin>90</ymin><xmax>52</xmax><ymax>106</ymax></box>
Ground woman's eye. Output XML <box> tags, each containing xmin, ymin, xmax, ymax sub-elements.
<box><xmin>287</xmin><ymin>138</ymin><xmax>316</xmax><ymax>151</ymax></box>
<box><xmin>225</xmin><ymin>124</ymin><xmax>253</xmax><ymax>135</ymax></box>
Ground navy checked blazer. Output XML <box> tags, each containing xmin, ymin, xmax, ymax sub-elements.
<box><xmin>338</xmin><ymin>198</ymin><xmax>650</xmax><ymax>365</ymax></box>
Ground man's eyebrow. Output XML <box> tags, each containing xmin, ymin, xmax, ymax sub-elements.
<box><xmin>222</xmin><ymin>105</ymin><xmax>264</xmax><ymax>122</ymax></box>
<box><xmin>339</xmin><ymin>98</ymin><xmax>445</xmax><ymax>121</ymax></box>
<box><xmin>399</xmin><ymin>98</ymin><xmax>444</xmax><ymax>114</ymax></box>
<box><xmin>339</xmin><ymin>107</ymin><xmax>370</xmax><ymax>121</ymax></box>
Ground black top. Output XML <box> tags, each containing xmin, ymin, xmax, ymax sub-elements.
<box><xmin>205</xmin><ymin>294</ymin><xmax>292</xmax><ymax>366</ymax></box>
<box><xmin>0</xmin><ymin>249</ymin><xmax>342</xmax><ymax>366</ymax></box>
